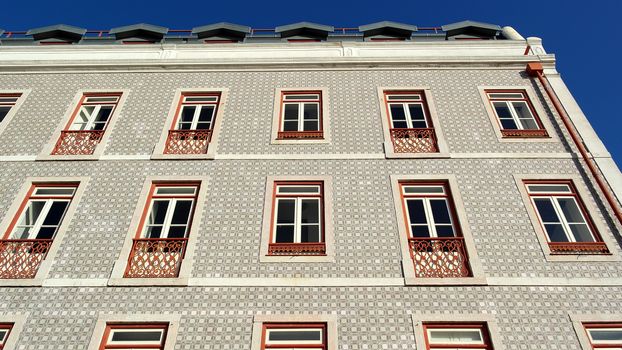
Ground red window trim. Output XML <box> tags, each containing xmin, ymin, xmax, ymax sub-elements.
<box><xmin>0</xmin><ymin>323</ymin><xmax>14</xmax><ymax>350</ymax></box>
<box><xmin>268</xmin><ymin>181</ymin><xmax>326</xmax><ymax>256</ymax></box>
<box><xmin>583</xmin><ymin>323</ymin><xmax>622</xmax><ymax>348</ymax></box>
<box><xmin>277</xmin><ymin>91</ymin><xmax>324</xmax><ymax>139</ymax></box>
<box><xmin>134</xmin><ymin>182</ymin><xmax>200</xmax><ymax>240</ymax></box>
<box><xmin>423</xmin><ymin>323</ymin><xmax>493</xmax><ymax>350</ymax></box>
<box><xmin>61</xmin><ymin>92</ymin><xmax>122</xmax><ymax>132</ymax></box>
<box><xmin>169</xmin><ymin>92</ymin><xmax>221</xmax><ymax>132</ymax></box>
<box><xmin>485</xmin><ymin>89</ymin><xmax>548</xmax><ymax>137</ymax></box>
<box><xmin>398</xmin><ymin>181</ymin><xmax>462</xmax><ymax>239</ymax></box>
<box><xmin>261</xmin><ymin>322</ymin><xmax>327</xmax><ymax>350</ymax></box>
<box><xmin>99</xmin><ymin>323</ymin><xmax>168</xmax><ymax>350</ymax></box>
<box><xmin>2</xmin><ymin>183</ymin><xmax>79</xmax><ymax>240</ymax></box>
<box><xmin>524</xmin><ymin>179</ymin><xmax>607</xmax><ymax>253</ymax></box>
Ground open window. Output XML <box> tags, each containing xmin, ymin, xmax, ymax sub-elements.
<box><xmin>524</xmin><ymin>180</ymin><xmax>609</xmax><ymax>255</ymax></box>
<box><xmin>1</xmin><ymin>183</ymin><xmax>78</xmax><ymax>279</ymax></box>
<box><xmin>486</xmin><ymin>90</ymin><xmax>548</xmax><ymax>138</ymax></box>
<box><xmin>262</xmin><ymin>323</ymin><xmax>327</xmax><ymax>349</ymax></box>
<box><xmin>124</xmin><ymin>183</ymin><xmax>199</xmax><ymax>278</ymax></box>
<box><xmin>51</xmin><ymin>93</ymin><xmax>122</xmax><ymax>155</ymax></box>
<box><xmin>163</xmin><ymin>93</ymin><xmax>221</xmax><ymax>155</ymax></box>
<box><xmin>424</xmin><ymin>323</ymin><xmax>494</xmax><ymax>349</ymax></box>
<box><xmin>100</xmin><ymin>323</ymin><xmax>168</xmax><ymax>350</ymax></box>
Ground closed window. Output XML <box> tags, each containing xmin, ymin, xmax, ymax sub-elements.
<box><xmin>0</xmin><ymin>94</ymin><xmax>21</xmax><ymax>124</ymax></box>
<box><xmin>100</xmin><ymin>324</ymin><xmax>168</xmax><ymax>350</ymax></box>
<box><xmin>278</xmin><ymin>92</ymin><xmax>323</xmax><ymax>139</ymax></box>
<box><xmin>263</xmin><ymin>323</ymin><xmax>327</xmax><ymax>350</ymax></box>
<box><xmin>424</xmin><ymin>323</ymin><xmax>493</xmax><ymax>349</ymax></box>
<box><xmin>526</xmin><ymin>181</ymin><xmax>604</xmax><ymax>250</ymax></box>
<box><xmin>139</xmin><ymin>184</ymin><xmax>199</xmax><ymax>239</ymax></box>
<box><xmin>172</xmin><ymin>94</ymin><xmax>220</xmax><ymax>131</ymax></box>
<box><xmin>268</xmin><ymin>182</ymin><xmax>325</xmax><ymax>256</ymax></box>
<box><xmin>486</xmin><ymin>90</ymin><xmax>547</xmax><ymax>137</ymax></box>
<box><xmin>0</xmin><ymin>324</ymin><xmax>13</xmax><ymax>350</ymax></box>
<box><xmin>584</xmin><ymin>323</ymin><xmax>622</xmax><ymax>349</ymax></box>
<box><xmin>6</xmin><ymin>184</ymin><xmax>77</xmax><ymax>240</ymax></box>
<box><xmin>385</xmin><ymin>92</ymin><xmax>432</xmax><ymax>129</ymax></box>
<box><xmin>400</xmin><ymin>182</ymin><xmax>459</xmax><ymax>239</ymax></box>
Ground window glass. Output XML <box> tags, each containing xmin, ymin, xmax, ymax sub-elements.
<box><xmin>387</xmin><ymin>93</ymin><xmax>430</xmax><ymax>129</ymax></box>
<box><xmin>140</xmin><ymin>184</ymin><xmax>198</xmax><ymax>239</ymax></box>
<box><xmin>0</xmin><ymin>107</ymin><xmax>10</xmax><ymax>123</ymax></box>
<box><xmin>428</xmin><ymin>329</ymin><xmax>483</xmax><ymax>344</ymax></box>
<box><xmin>174</xmin><ymin>94</ymin><xmax>220</xmax><ymax>131</ymax></box>
<box><xmin>488</xmin><ymin>90</ymin><xmax>542</xmax><ymax>132</ymax></box>
<box><xmin>272</xmin><ymin>183</ymin><xmax>324</xmax><ymax>246</ymax></box>
<box><xmin>589</xmin><ymin>328</ymin><xmax>622</xmax><ymax>343</ymax></box>
<box><xmin>401</xmin><ymin>183</ymin><xmax>459</xmax><ymax>239</ymax></box>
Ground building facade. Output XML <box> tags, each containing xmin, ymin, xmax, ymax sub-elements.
<box><xmin>0</xmin><ymin>21</ymin><xmax>621</xmax><ymax>349</ymax></box>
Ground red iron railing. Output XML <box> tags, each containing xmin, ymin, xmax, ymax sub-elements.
<box><xmin>268</xmin><ymin>242</ymin><xmax>326</xmax><ymax>256</ymax></box>
<box><xmin>501</xmin><ymin>129</ymin><xmax>548</xmax><ymax>138</ymax></box>
<box><xmin>164</xmin><ymin>130</ymin><xmax>212</xmax><ymax>154</ymax></box>
<box><xmin>390</xmin><ymin>128</ymin><xmax>438</xmax><ymax>153</ymax></box>
<box><xmin>52</xmin><ymin>130</ymin><xmax>104</xmax><ymax>155</ymax></box>
<box><xmin>0</xmin><ymin>239</ymin><xmax>53</xmax><ymax>279</ymax></box>
<box><xmin>409</xmin><ymin>237</ymin><xmax>471</xmax><ymax>278</ymax></box>
<box><xmin>277</xmin><ymin>131</ymin><xmax>324</xmax><ymax>140</ymax></box>
<box><xmin>548</xmin><ymin>241</ymin><xmax>610</xmax><ymax>255</ymax></box>
<box><xmin>124</xmin><ymin>238</ymin><xmax>188</xmax><ymax>278</ymax></box>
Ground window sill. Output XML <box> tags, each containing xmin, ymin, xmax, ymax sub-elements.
<box><xmin>404</xmin><ymin>276</ymin><xmax>488</xmax><ymax>286</ymax></box>
<box><xmin>0</xmin><ymin>278</ymin><xmax>44</xmax><ymax>287</ymax></box>
<box><xmin>501</xmin><ymin>129</ymin><xmax>549</xmax><ymax>138</ymax></box>
<box><xmin>259</xmin><ymin>254</ymin><xmax>335</xmax><ymax>263</ymax></box>
<box><xmin>107</xmin><ymin>277</ymin><xmax>189</xmax><ymax>287</ymax></box>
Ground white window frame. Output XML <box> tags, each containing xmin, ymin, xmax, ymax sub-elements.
<box><xmin>86</xmin><ymin>314</ymin><xmax>180</xmax><ymax>350</ymax></box>
<box><xmin>570</xmin><ymin>314</ymin><xmax>622</xmax><ymax>350</ymax></box>
<box><xmin>68</xmin><ymin>98</ymin><xmax>118</xmax><ymax>131</ymax></box>
<box><xmin>141</xmin><ymin>186</ymin><xmax>197</xmax><ymax>239</ymax></box>
<box><xmin>174</xmin><ymin>95</ymin><xmax>219</xmax><ymax>131</ymax></box>
<box><xmin>401</xmin><ymin>184</ymin><xmax>457</xmax><ymax>239</ymax></box>
<box><xmin>280</xmin><ymin>93</ymin><xmax>321</xmax><ymax>132</ymax></box>
<box><xmin>264</xmin><ymin>327</ymin><xmax>325</xmax><ymax>346</ymax></box>
<box><xmin>412</xmin><ymin>314</ymin><xmax>505</xmax><ymax>350</ymax></box>
<box><xmin>0</xmin><ymin>314</ymin><xmax>27</xmax><ymax>350</ymax></box>
<box><xmin>0</xmin><ymin>90</ymin><xmax>31</xmax><ymax>139</ymax></box>
<box><xmin>427</xmin><ymin>327</ymin><xmax>486</xmax><ymax>346</ymax></box>
<box><xmin>270</xmin><ymin>88</ymin><xmax>331</xmax><ymax>145</ymax></box>
<box><xmin>273</xmin><ymin>184</ymin><xmax>322</xmax><ymax>244</ymax></box>
<box><xmin>251</xmin><ymin>314</ymin><xmax>337</xmax><ymax>350</ymax></box>
<box><xmin>11</xmin><ymin>198</ymin><xmax>71</xmax><ymax>240</ymax></box>
<box><xmin>587</xmin><ymin>326</ymin><xmax>622</xmax><ymax>347</ymax></box>
<box><xmin>487</xmin><ymin>91</ymin><xmax>541</xmax><ymax>131</ymax></box>
<box><xmin>104</xmin><ymin>326</ymin><xmax>166</xmax><ymax>348</ymax></box>
<box><xmin>386</xmin><ymin>93</ymin><xmax>431</xmax><ymax>129</ymax></box>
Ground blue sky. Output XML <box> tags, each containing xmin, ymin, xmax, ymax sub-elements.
<box><xmin>2</xmin><ymin>0</ymin><xmax>621</xmax><ymax>165</ymax></box>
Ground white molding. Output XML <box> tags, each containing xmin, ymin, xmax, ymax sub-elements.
<box><xmin>389</xmin><ymin>174</ymin><xmax>487</xmax><ymax>285</ymax></box>
<box><xmin>513</xmin><ymin>173</ymin><xmax>621</xmax><ymax>262</ymax></box>
<box><xmin>0</xmin><ymin>313</ymin><xmax>28</xmax><ymax>350</ymax></box>
<box><xmin>569</xmin><ymin>313</ymin><xmax>622</xmax><ymax>350</ymax></box>
<box><xmin>36</xmin><ymin>89</ymin><xmax>130</xmax><ymax>161</ymax></box>
<box><xmin>108</xmin><ymin>175</ymin><xmax>209</xmax><ymax>286</ymax></box>
<box><xmin>251</xmin><ymin>314</ymin><xmax>338</xmax><ymax>350</ymax></box>
<box><xmin>259</xmin><ymin>175</ymin><xmax>335</xmax><ymax>263</ymax></box>
<box><xmin>151</xmin><ymin>88</ymin><xmax>229</xmax><ymax>160</ymax></box>
<box><xmin>0</xmin><ymin>177</ymin><xmax>90</xmax><ymax>286</ymax></box>
<box><xmin>411</xmin><ymin>313</ymin><xmax>505</xmax><ymax>350</ymax></box>
<box><xmin>0</xmin><ymin>89</ymin><xmax>31</xmax><ymax>139</ymax></box>
<box><xmin>86</xmin><ymin>313</ymin><xmax>181</xmax><ymax>350</ymax></box>
<box><xmin>270</xmin><ymin>87</ymin><xmax>331</xmax><ymax>145</ymax></box>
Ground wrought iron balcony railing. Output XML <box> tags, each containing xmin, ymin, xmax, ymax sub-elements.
<box><xmin>390</xmin><ymin>128</ymin><xmax>438</xmax><ymax>153</ymax></box>
<box><xmin>0</xmin><ymin>239</ymin><xmax>53</xmax><ymax>279</ymax></box>
<box><xmin>164</xmin><ymin>129</ymin><xmax>212</xmax><ymax>154</ymax></box>
<box><xmin>277</xmin><ymin>131</ymin><xmax>324</xmax><ymax>140</ymax></box>
<box><xmin>52</xmin><ymin>130</ymin><xmax>104</xmax><ymax>155</ymax></box>
<box><xmin>124</xmin><ymin>238</ymin><xmax>188</xmax><ymax>278</ymax></box>
<box><xmin>408</xmin><ymin>237</ymin><xmax>471</xmax><ymax>278</ymax></box>
<box><xmin>268</xmin><ymin>242</ymin><xmax>326</xmax><ymax>256</ymax></box>
<box><xmin>501</xmin><ymin>129</ymin><xmax>548</xmax><ymax>138</ymax></box>
<box><xmin>548</xmin><ymin>241</ymin><xmax>610</xmax><ymax>255</ymax></box>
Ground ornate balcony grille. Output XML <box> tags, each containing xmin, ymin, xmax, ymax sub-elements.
<box><xmin>268</xmin><ymin>242</ymin><xmax>326</xmax><ymax>256</ymax></box>
<box><xmin>501</xmin><ymin>129</ymin><xmax>548</xmax><ymax>138</ymax></box>
<box><xmin>548</xmin><ymin>241</ymin><xmax>610</xmax><ymax>255</ymax></box>
<box><xmin>409</xmin><ymin>237</ymin><xmax>471</xmax><ymax>278</ymax></box>
<box><xmin>124</xmin><ymin>238</ymin><xmax>188</xmax><ymax>278</ymax></box>
<box><xmin>390</xmin><ymin>128</ymin><xmax>438</xmax><ymax>153</ymax></box>
<box><xmin>164</xmin><ymin>130</ymin><xmax>212</xmax><ymax>154</ymax></box>
<box><xmin>52</xmin><ymin>130</ymin><xmax>104</xmax><ymax>155</ymax></box>
<box><xmin>0</xmin><ymin>239</ymin><xmax>53</xmax><ymax>279</ymax></box>
<box><xmin>277</xmin><ymin>131</ymin><xmax>324</xmax><ymax>140</ymax></box>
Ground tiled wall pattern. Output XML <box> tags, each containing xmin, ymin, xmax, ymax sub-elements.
<box><xmin>0</xmin><ymin>69</ymin><xmax>577</xmax><ymax>156</ymax></box>
<box><xmin>0</xmin><ymin>67</ymin><xmax>619</xmax><ymax>350</ymax></box>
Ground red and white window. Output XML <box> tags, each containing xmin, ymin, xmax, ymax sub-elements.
<box><xmin>124</xmin><ymin>183</ymin><xmax>199</xmax><ymax>278</ymax></box>
<box><xmin>0</xmin><ymin>324</ymin><xmax>13</xmax><ymax>350</ymax></box>
<box><xmin>164</xmin><ymin>93</ymin><xmax>221</xmax><ymax>154</ymax></box>
<box><xmin>0</xmin><ymin>94</ymin><xmax>21</xmax><ymax>124</ymax></box>
<box><xmin>278</xmin><ymin>91</ymin><xmax>323</xmax><ymax>139</ymax></box>
<box><xmin>1</xmin><ymin>184</ymin><xmax>78</xmax><ymax>279</ymax></box>
<box><xmin>525</xmin><ymin>180</ymin><xmax>608</xmax><ymax>254</ymax></box>
<box><xmin>423</xmin><ymin>323</ymin><xmax>493</xmax><ymax>350</ymax></box>
<box><xmin>486</xmin><ymin>90</ymin><xmax>548</xmax><ymax>138</ymax></box>
<box><xmin>262</xmin><ymin>323</ymin><xmax>327</xmax><ymax>350</ymax></box>
<box><xmin>269</xmin><ymin>182</ymin><xmax>325</xmax><ymax>256</ymax></box>
<box><xmin>52</xmin><ymin>93</ymin><xmax>122</xmax><ymax>155</ymax></box>
<box><xmin>384</xmin><ymin>91</ymin><xmax>439</xmax><ymax>153</ymax></box>
<box><xmin>584</xmin><ymin>323</ymin><xmax>622</xmax><ymax>349</ymax></box>
<box><xmin>100</xmin><ymin>323</ymin><xmax>168</xmax><ymax>350</ymax></box>
<box><xmin>399</xmin><ymin>182</ymin><xmax>471</xmax><ymax>278</ymax></box>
